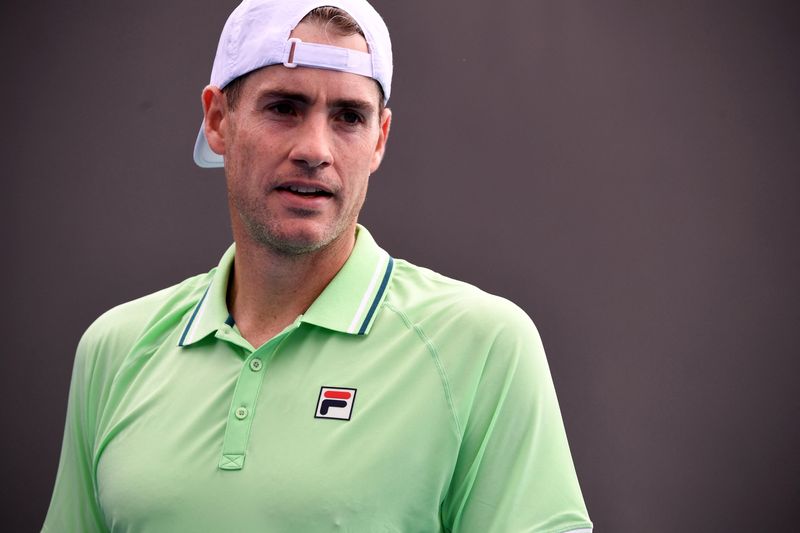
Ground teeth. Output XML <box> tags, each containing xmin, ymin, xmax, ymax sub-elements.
<box><xmin>288</xmin><ymin>185</ymin><xmax>322</xmax><ymax>193</ymax></box>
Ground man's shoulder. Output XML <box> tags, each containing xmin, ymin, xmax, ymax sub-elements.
<box><xmin>384</xmin><ymin>258</ymin><xmax>548</xmax><ymax>409</ymax></box>
<box><xmin>78</xmin><ymin>270</ymin><xmax>213</xmax><ymax>364</ymax></box>
<box><xmin>387</xmin><ymin>258</ymin><xmax>536</xmax><ymax>337</ymax></box>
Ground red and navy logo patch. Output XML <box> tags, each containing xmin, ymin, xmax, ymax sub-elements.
<box><xmin>315</xmin><ymin>387</ymin><xmax>357</xmax><ymax>421</ymax></box>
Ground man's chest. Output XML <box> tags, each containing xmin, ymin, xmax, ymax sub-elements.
<box><xmin>93</xmin><ymin>326</ymin><xmax>459</xmax><ymax>532</ymax></box>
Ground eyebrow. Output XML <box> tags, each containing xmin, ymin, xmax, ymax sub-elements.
<box><xmin>333</xmin><ymin>98</ymin><xmax>375</xmax><ymax>112</ymax></box>
<box><xmin>259</xmin><ymin>89</ymin><xmax>310</xmax><ymax>105</ymax></box>
<box><xmin>257</xmin><ymin>89</ymin><xmax>376</xmax><ymax>113</ymax></box>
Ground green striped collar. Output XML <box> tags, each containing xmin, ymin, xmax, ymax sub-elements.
<box><xmin>178</xmin><ymin>225</ymin><xmax>394</xmax><ymax>347</ymax></box>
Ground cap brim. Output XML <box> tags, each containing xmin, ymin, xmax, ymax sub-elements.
<box><xmin>193</xmin><ymin>122</ymin><xmax>224</xmax><ymax>168</ymax></box>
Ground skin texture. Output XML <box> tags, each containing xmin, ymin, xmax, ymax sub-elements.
<box><xmin>201</xmin><ymin>21</ymin><xmax>392</xmax><ymax>347</ymax></box>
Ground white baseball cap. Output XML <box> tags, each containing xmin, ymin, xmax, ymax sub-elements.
<box><xmin>193</xmin><ymin>0</ymin><xmax>393</xmax><ymax>168</ymax></box>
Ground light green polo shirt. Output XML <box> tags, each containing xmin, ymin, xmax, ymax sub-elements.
<box><xmin>43</xmin><ymin>225</ymin><xmax>592</xmax><ymax>533</ymax></box>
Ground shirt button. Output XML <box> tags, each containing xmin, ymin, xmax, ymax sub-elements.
<box><xmin>249</xmin><ymin>359</ymin><xmax>263</xmax><ymax>372</ymax></box>
<box><xmin>235</xmin><ymin>407</ymin><xmax>248</xmax><ymax>420</ymax></box>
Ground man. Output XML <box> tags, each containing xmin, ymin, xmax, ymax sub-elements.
<box><xmin>44</xmin><ymin>1</ymin><xmax>592</xmax><ymax>531</ymax></box>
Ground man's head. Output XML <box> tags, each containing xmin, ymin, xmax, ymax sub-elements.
<box><xmin>222</xmin><ymin>7</ymin><xmax>386</xmax><ymax>113</ymax></box>
<box><xmin>193</xmin><ymin>0</ymin><xmax>392</xmax><ymax>168</ymax></box>
<box><xmin>197</xmin><ymin>0</ymin><xmax>393</xmax><ymax>256</ymax></box>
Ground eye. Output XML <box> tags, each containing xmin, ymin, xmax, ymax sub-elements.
<box><xmin>268</xmin><ymin>102</ymin><xmax>296</xmax><ymax>116</ymax></box>
<box><xmin>338</xmin><ymin>110</ymin><xmax>364</xmax><ymax>125</ymax></box>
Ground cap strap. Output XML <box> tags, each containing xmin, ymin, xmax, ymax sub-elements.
<box><xmin>282</xmin><ymin>38</ymin><xmax>373</xmax><ymax>78</ymax></box>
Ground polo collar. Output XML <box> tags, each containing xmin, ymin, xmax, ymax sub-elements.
<box><xmin>178</xmin><ymin>225</ymin><xmax>394</xmax><ymax>347</ymax></box>
<box><xmin>302</xmin><ymin>225</ymin><xmax>394</xmax><ymax>335</ymax></box>
<box><xmin>177</xmin><ymin>244</ymin><xmax>236</xmax><ymax>347</ymax></box>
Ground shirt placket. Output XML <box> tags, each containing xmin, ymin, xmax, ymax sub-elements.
<box><xmin>215</xmin><ymin>324</ymin><xmax>296</xmax><ymax>471</ymax></box>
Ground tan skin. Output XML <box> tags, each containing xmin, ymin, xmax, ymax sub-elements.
<box><xmin>201</xmin><ymin>22</ymin><xmax>392</xmax><ymax>347</ymax></box>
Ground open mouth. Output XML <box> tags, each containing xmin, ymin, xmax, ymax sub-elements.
<box><xmin>276</xmin><ymin>184</ymin><xmax>334</xmax><ymax>198</ymax></box>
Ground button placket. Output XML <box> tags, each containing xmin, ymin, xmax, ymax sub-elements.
<box><xmin>218</xmin><ymin>332</ymin><xmax>294</xmax><ymax>471</ymax></box>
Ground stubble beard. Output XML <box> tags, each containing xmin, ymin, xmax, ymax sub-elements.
<box><xmin>232</xmin><ymin>187</ymin><xmax>366</xmax><ymax>258</ymax></box>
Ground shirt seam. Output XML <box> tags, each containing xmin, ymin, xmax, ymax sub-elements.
<box><xmin>548</xmin><ymin>525</ymin><xmax>594</xmax><ymax>533</ymax></box>
<box><xmin>383</xmin><ymin>301</ymin><xmax>462</xmax><ymax>437</ymax></box>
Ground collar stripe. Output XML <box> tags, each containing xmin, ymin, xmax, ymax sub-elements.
<box><xmin>178</xmin><ymin>284</ymin><xmax>211</xmax><ymax>347</ymax></box>
<box><xmin>347</xmin><ymin>253</ymin><xmax>389</xmax><ymax>334</ymax></box>
<box><xmin>357</xmin><ymin>257</ymin><xmax>394</xmax><ymax>335</ymax></box>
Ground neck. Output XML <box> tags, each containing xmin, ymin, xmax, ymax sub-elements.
<box><xmin>228</xmin><ymin>227</ymin><xmax>356</xmax><ymax>348</ymax></box>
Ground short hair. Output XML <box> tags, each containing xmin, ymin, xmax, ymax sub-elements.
<box><xmin>301</xmin><ymin>6</ymin><xmax>366</xmax><ymax>38</ymax></box>
<box><xmin>222</xmin><ymin>6</ymin><xmax>385</xmax><ymax>111</ymax></box>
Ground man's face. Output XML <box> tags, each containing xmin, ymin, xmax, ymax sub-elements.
<box><xmin>209</xmin><ymin>21</ymin><xmax>391</xmax><ymax>255</ymax></box>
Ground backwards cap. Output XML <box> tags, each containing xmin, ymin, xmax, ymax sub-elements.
<box><xmin>193</xmin><ymin>0</ymin><xmax>393</xmax><ymax>168</ymax></box>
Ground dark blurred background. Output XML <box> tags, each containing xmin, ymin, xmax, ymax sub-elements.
<box><xmin>2</xmin><ymin>1</ymin><xmax>799</xmax><ymax>531</ymax></box>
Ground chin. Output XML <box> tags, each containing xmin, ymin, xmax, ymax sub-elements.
<box><xmin>259</xmin><ymin>222</ymin><xmax>340</xmax><ymax>256</ymax></box>
<box><xmin>239</xmin><ymin>211</ymin><xmax>354</xmax><ymax>256</ymax></box>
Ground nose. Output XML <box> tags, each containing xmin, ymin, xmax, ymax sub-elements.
<box><xmin>289</xmin><ymin>113</ymin><xmax>333</xmax><ymax>170</ymax></box>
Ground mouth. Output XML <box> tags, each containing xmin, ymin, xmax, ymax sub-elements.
<box><xmin>275</xmin><ymin>183</ymin><xmax>334</xmax><ymax>198</ymax></box>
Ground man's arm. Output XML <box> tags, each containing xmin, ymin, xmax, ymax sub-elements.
<box><xmin>42</xmin><ymin>330</ymin><xmax>108</xmax><ymax>532</ymax></box>
<box><xmin>441</xmin><ymin>304</ymin><xmax>592</xmax><ymax>533</ymax></box>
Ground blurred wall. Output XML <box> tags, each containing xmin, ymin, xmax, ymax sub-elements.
<box><xmin>2</xmin><ymin>1</ymin><xmax>798</xmax><ymax>531</ymax></box>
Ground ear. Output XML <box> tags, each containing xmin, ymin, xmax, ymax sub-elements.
<box><xmin>201</xmin><ymin>85</ymin><xmax>228</xmax><ymax>156</ymax></box>
<box><xmin>370</xmin><ymin>107</ymin><xmax>392</xmax><ymax>173</ymax></box>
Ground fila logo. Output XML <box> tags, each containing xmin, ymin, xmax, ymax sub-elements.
<box><xmin>315</xmin><ymin>387</ymin><xmax>357</xmax><ymax>421</ymax></box>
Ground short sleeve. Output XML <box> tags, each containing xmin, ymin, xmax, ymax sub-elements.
<box><xmin>441</xmin><ymin>307</ymin><xmax>592</xmax><ymax>533</ymax></box>
<box><xmin>42</xmin><ymin>331</ymin><xmax>108</xmax><ymax>533</ymax></box>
